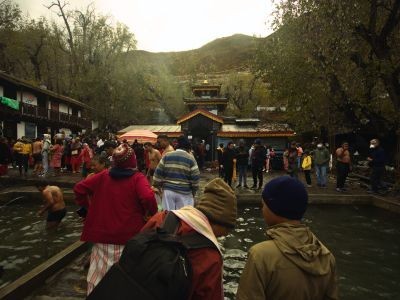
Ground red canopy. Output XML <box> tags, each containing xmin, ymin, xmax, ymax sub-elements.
<box><xmin>118</xmin><ymin>129</ymin><xmax>157</xmax><ymax>144</ymax></box>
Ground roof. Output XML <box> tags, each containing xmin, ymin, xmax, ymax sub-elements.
<box><xmin>117</xmin><ymin>125</ymin><xmax>182</xmax><ymax>137</ymax></box>
<box><xmin>183</xmin><ymin>98</ymin><xmax>228</xmax><ymax>105</ymax></box>
<box><xmin>218</xmin><ymin>123</ymin><xmax>295</xmax><ymax>137</ymax></box>
<box><xmin>0</xmin><ymin>71</ymin><xmax>91</xmax><ymax>109</ymax></box>
<box><xmin>177</xmin><ymin>109</ymin><xmax>224</xmax><ymax>124</ymax></box>
<box><xmin>235</xmin><ymin>118</ymin><xmax>260</xmax><ymax>123</ymax></box>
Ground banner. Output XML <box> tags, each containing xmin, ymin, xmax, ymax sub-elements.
<box><xmin>0</xmin><ymin>96</ymin><xmax>19</xmax><ymax>110</ymax></box>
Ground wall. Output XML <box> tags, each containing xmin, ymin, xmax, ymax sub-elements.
<box><xmin>17</xmin><ymin>122</ymin><xmax>25</xmax><ymax>139</ymax></box>
<box><xmin>59</xmin><ymin>103</ymin><xmax>68</xmax><ymax>114</ymax></box>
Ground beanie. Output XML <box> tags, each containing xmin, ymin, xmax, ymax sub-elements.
<box><xmin>112</xmin><ymin>144</ymin><xmax>137</xmax><ymax>169</ymax></box>
<box><xmin>254</xmin><ymin>138</ymin><xmax>262</xmax><ymax>145</ymax></box>
<box><xmin>262</xmin><ymin>176</ymin><xmax>308</xmax><ymax>220</ymax></box>
<box><xmin>196</xmin><ymin>178</ymin><xmax>237</xmax><ymax>228</ymax></box>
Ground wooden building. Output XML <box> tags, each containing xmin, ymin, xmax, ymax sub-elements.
<box><xmin>0</xmin><ymin>72</ymin><xmax>92</xmax><ymax>139</ymax></box>
<box><xmin>119</xmin><ymin>81</ymin><xmax>295</xmax><ymax>161</ymax></box>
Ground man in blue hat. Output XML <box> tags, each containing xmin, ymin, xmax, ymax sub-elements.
<box><xmin>237</xmin><ymin>176</ymin><xmax>338</xmax><ymax>300</ymax></box>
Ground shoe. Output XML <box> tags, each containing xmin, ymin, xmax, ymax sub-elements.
<box><xmin>321</xmin><ymin>185</ymin><xmax>327</xmax><ymax>188</ymax></box>
<box><xmin>236</xmin><ymin>184</ymin><xmax>241</xmax><ymax>188</ymax></box>
<box><xmin>307</xmin><ymin>185</ymin><xmax>312</xmax><ymax>188</ymax></box>
<box><xmin>336</xmin><ymin>188</ymin><xmax>343</xmax><ymax>192</ymax></box>
<box><xmin>251</xmin><ymin>185</ymin><xmax>257</xmax><ymax>189</ymax></box>
<box><xmin>244</xmin><ymin>185</ymin><xmax>249</xmax><ymax>189</ymax></box>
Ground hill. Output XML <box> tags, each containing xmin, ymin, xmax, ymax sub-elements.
<box><xmin>128</xmin><ymin>34</ymin><xmax>261</xmax><ymax>76</ymax></box>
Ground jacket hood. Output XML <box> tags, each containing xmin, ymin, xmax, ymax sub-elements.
<box><xmin>267</xmin><ymin>223</ymin><xmax>334</xmax><ymax>276</ymax></box>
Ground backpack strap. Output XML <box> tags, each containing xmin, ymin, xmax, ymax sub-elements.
<box><xmin>160</xmin><ymin>211</ymin><xmax>180</xmax><ymax>234</ymax></box>
<box><xmin>160</xmin><ymin>212</ymin><xmax>217</xmax><ymax>250</ymax></box>
<box><xmin>180</xmin><ymin>233</ymin><xmax>217</xmax><ymax>250</ymax></box>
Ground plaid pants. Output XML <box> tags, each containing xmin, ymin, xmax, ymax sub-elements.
<box><xmin>87</xmin><ymin>243</ymin><xmax>125</xmax><ymax>295</ymax></box>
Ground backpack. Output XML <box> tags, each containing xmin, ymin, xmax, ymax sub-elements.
<box><xmin>87</xmin><ymin>212</ymin><xmax>217</xmax><ymax>300</ymax></box>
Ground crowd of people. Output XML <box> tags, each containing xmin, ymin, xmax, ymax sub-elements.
<box><xmin>4</xmin><ymin>132</ymin><xmax>393</xmax><ymax>299</ymax></box>
<box><xmin>68</xmin><ymin>137</ymin><xmax>338</xmax><ymax>298</ymax></box>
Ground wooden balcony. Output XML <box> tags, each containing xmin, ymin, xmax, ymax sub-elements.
<box><xmin>19</xmin><ymin>103</ymin><xmax>90</xmax><ymax>129</ymax></box>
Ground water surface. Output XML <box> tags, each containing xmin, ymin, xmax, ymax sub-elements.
<box><xmin>0</xmin><ymin>201</ymin><xmax>82</xmax><ymax>288</ymax></box>
<box><xmin>222</xmin><ymin>205</ymin><xmax>400</xmax><ymax>300</ymax></box>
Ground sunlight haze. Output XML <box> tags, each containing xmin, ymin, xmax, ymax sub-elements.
<box><xmin>14</xmin><ymin>0</ymin><xmax>274</xmax><ymax>52</ymax></box>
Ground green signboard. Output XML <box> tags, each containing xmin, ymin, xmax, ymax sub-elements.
<box><xmin>0</xmin><ymin>96</ymin><xmax>19</xmax><ymax>110</ymax></box>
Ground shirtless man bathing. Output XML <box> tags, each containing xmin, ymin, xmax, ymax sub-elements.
<box><xmin>36</xmin><ymin>181</ymin><xmax>66</xmax><ymax>229</ymax></box>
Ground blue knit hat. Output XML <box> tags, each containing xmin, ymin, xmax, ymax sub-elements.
<box><xmin>262</xmin><ymin>176</ymin><xmax>308</xmax><ymax>220</ymax></box>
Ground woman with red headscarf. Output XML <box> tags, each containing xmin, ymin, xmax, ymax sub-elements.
<box><xmin>74</xmin><ymin>143</ymin><xmax>158</xmax><ymax>295</ymax></box>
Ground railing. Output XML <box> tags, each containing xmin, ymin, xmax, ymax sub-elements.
<box><xmin>19</xmin><ymin>102</ymin><xmax>90</xmax><ymax>129</ymax></box>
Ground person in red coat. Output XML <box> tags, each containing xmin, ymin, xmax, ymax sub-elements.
<box><xmin>74</xmin><ymin>143</ymin><xmax>158</xmax><ymax>295</ymax></box>
<box><xmin>142</xmin><ymin>178</ymin><xmax>237</xmax><ymax>300</ymax></box>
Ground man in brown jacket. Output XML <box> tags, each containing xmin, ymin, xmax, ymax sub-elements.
<box><xmin>236</xmin><ymin>176</ymin><xmax>338</xmax><ymax>300</ymax></box>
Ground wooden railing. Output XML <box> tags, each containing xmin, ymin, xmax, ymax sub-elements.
<box><xmin>20</xmin><ymin>103</ymin><xmax>90</xmax><ymax>129</ymax></box>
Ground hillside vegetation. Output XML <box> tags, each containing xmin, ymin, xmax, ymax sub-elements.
<box><xmin>128</xmin><ymin>34</ymin><xmax>261</xmax><ymax>76</ymax></box>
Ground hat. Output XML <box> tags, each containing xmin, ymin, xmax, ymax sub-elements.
<box><xmin>254</xmin><ymin>138</ymin><xmax>262</xmax><ymax>145</ymax></box>
<box><xmin>112</xmin><ymin>144</ymin><xmax>137</xmax><ymax>169</ymax></box>
<box><xmin>262</xmin><ymin>176</ymin><xmax>308</xmax><ymax>220</ymax></box>
<box><xmin>177</xmin><ymin>135</ymin><xmax>191</xmax><ymax>150</ymax></box>
<box><xmin>196</xmin><ymin>178</ymin><xmax>237</xmax><ymax>228</ymax></box>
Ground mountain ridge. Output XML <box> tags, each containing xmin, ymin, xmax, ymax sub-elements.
<box><xmin>128</xmin><ymin>34</ymin><xmax>263</xmax><ymax>75</ymax></box>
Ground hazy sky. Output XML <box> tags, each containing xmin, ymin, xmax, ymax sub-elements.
<box><xmin>14</xmin><ymin>0</ymin><xmax>275</xmax><ymax>52</ymax></box>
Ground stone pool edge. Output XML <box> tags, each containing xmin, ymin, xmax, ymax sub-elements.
<box><xmin>0</xmin><ymin>240</ymin><xmax>88</xmax><ymax>300</ymax></box>
<box><xmin>237</xmin><ymin>193</ymin><xmax>400</xmax><ymax>213</ymax></box>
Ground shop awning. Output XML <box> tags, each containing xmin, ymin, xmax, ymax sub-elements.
<box><xmin>0</xmin><ymin>96</ymin><xmax>19</xmax><ymax>110</ymax></box>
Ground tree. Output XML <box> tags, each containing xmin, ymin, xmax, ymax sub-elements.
<box><xmin>255</xmin><ymin>0</ymin><xmax>399</xmax><ymax>173</ymax></box>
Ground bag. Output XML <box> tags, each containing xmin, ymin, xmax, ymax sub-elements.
<box><xmin>87</xmin><ymin>212</ymin><xmax>217</xmax><ymax>300</ymax></box>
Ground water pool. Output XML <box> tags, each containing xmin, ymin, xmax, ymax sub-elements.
<box><xmin>0</xmin><ymin>199</ymin><xmax>82</xmax><ymax>288</ymax></box>
<box><xmin>222</xmin><ymin>205</ymin><xmax>400</xmax><ymax>300</ymax></box>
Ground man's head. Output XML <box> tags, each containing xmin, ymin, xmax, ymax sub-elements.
<box><xmin>104</xmin><ymin>141</ymin><xmax>117</xmax><ymax>156</ymax></box>
<box><xmin>254</xmin><ymin>138</ymin><xmax>262</xmax><ymax>146</ymax></box>
<box><xmin>195</xmin><ymin>178</ymin><xmax>237</xmax><ymax>237</ymax></box>
<box><xmin>144</xmin><ymin>142</ymin><xmax>154</xmax><ymax>151</ymax></box>
<box><xmin>112</xmin><ymin>144</ymin><xmax>137</xmax><ymax>169</ymax></box>
<box><xmin>227</xmin><ymin>141</ymin><xmax>234</xmax><ymax>149</ymax></box>
<box><xmin>177</xmin><ymin>135</ymin><xmax>191</xmax><ymax>151</ymax></box>
<box><xmin>219</xmin><ymin>143</ymin><xmax>224</xmax><ymax>148</ymax></box>
<box><xmin>157</xmin><ymin>134</ymin><xmax>170</xmax><ymax>149</ymax></box>
<box><xmin>370</xmin><ymin>139</ymin><xmax>379</xmax><ymax>148</ymax></box>
<box><xmin>290</xmin><ymin>141</ymin><xmax>297</xmax><ymax>149</ymax></box>
<box><xmin>342</xmin><ymin>142</ymin><xmax>349</xmax><ymax>150</ymax></box>
<box><xmin>91</xmin><ymin>155</ymin><xmax>108</xmax><ymax>173</ymax></box>
<box><xmin>261</xmin><ymin>176</ymin><xmax>308</xmax><ymax>226</ymax></box>
<box><xmin>35</xmin><ymin>180</ymin><xmax>49</xmax><ymax>192</ymax></box>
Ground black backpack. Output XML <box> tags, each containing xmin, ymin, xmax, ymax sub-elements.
<box><xmin>87</xmin><ymin>212</ymin><xmax>217</xmax><ymax>300</ymax></box>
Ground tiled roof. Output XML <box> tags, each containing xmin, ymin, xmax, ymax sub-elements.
<box><xmin>176</xmin><ymin>109</ymin><xmax>224</xmax><ymax>124</ymax></box>
<box><xmin>118</xmin><ymin>125</ymin><xmax>182</xmax><ymax>136</ymax></box>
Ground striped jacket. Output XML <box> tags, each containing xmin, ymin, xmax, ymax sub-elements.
<box><xmin>153</xmin><ymin>149</ymin><xmax>200</xmax><ymax>195</ymax></box>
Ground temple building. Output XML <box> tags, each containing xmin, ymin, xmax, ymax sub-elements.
<box><xmin>119</xmin><ymin>81</ymin><xmax>295</xmax><ymax>161</ymax></box>
<box><xmin>0</xmin><ymin>72</ymin><xmax>92</xmax><ymax>139</ymax></box>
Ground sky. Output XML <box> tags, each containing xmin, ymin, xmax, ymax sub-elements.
<box><xmin>14</xmin><ymin>0</ymin><xmax>275</xmax><ymax>52</ymax></box>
